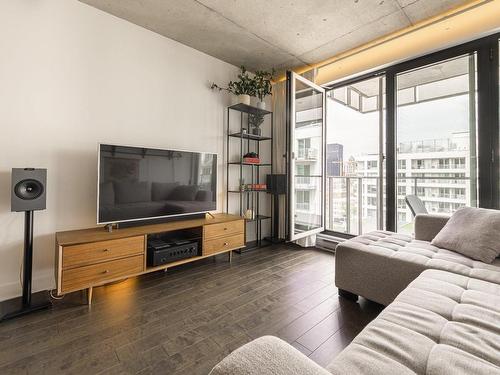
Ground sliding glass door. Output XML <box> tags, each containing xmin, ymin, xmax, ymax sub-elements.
<box><xmin>324</xmin><ymin>33</ymin><xmax>499</xmax><ymax>238</ymax></box>
<box><xmin>287</xmin><ymin>72</ymin><xmax>325</xmax><ymax>241</ymax></box>
<box><xmin>325</xmin><ymin>76</ymin><xmax>385</xmax><ymax>236</ymax></box>
<box><xmin>395</xmin><ymin>54</ymin><xmax>479</xmax><ymax>233</ymax></box>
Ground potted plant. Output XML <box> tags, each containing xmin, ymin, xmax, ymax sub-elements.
<box><xmin>211</xmin><ymin>66</ymin><xmax>255</xmax><ymax>105</ymax></box>
<box><xmin>253</xmin><ymin>69</ymin><xmax>274</xmax><ymax>109</ymax></box>
<box><xmin>248</xmin><ymin>112</ymin><xmax>265</xmax><ymax>136</ymax></box>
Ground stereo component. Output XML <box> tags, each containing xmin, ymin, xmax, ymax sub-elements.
<box><xmin>147</xmin><ymin>239</ymin><xmax>199</xmax><ymax>267</ymax></box>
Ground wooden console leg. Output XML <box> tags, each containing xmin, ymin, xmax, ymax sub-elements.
<box><xmin>87</xmin><ymin>287</ymin><xmax>93</xmax><ymax>305</ymax></box>
<box><xmin>228</xmin><ymin>250</ymin><xmax>232</xmax><ymax>263</ymax></box>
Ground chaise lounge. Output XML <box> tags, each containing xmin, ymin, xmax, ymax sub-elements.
<box><xmin>209</xmin><ymin>209</ymin><xmax>500</xmax><ymax>374</ymax></box>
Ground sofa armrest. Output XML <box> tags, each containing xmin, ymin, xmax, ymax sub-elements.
<box><xmin>209</xmin><ymin>336</ymin><xmax>331</xmax><ymax>375</ymax></box>
<box><xmin>414</xmin><ymin>214</ymin><xmax>450</xmax><ymax>241</ymax></box>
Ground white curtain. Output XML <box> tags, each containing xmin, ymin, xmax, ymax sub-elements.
<box><xmin>272</xmin><ymin>69</ymin><xmax>318</xmax><ymax>247</ymax></box>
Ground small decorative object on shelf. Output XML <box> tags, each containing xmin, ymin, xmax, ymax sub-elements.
<box><xmin>249</xmin><ymin>113</ymin><xmax>264</xmax><ymax>136</ymax></box>
<box><xmin>239</xmin><ymin>183</ymin><xmax>267</xmax><ymax>191</ymax></box>
<box><xmin>244</xmin><ymin>209</ymin><xmax>255</xmax><ymax>220</ymax></box>
<box><xmin>243</xmin><ymin>152</ymin><xmax>260</xmax><ymax>164</ymax></box>
<box><xmin>239</xmin><ymin>178</ymin><xmax>246</xmax><ymax>192</ymax></box>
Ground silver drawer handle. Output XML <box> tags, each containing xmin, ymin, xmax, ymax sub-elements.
<box><xmin>224</xmin><ymin>242</ymin><xmax>229</xmax><ymax>246</ymax></box>
<box><xmin>102</xmin><ymin>270</ymin><xmax>109</xmax><ymax>274</ymax></box>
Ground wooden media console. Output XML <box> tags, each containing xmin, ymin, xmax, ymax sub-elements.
<box><xmin>55</xmin><ymin>213</ymin><xmax>244</xmax><ymax>304</ymax></box>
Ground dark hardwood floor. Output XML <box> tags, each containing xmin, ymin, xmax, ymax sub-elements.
<box><xmin>0</xmin><ymin>245</ymin><xmax>383</xmax><ymax>375</ymax></box>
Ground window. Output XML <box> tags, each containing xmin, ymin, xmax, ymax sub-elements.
<box><xmin>297</xmin><ymin>138</ymin><xmax>311</xmax><ymax>159</ymax></box>
<box><xmin>326</xmin><ymin>75</ymin><xmax>385</xmax><ymax>235</ymax></box>
<box><xmin>324</xmin><ymin>34</ymin><xmax>499</xmax><ymax>237</ymax></box>
<box><xmin>412</xmin><ymin>160</ymin><xmax>424</xmax><ymax>169</ymax></box>
<box><xmin>296</xmin><ymin>190</ymin><xmax>311</xmax><ymax>211</ymax></box>
<box><xmin>396</xmin><ymin>54</ymin><xmax>479</xmax><ymax>233</ymax></box>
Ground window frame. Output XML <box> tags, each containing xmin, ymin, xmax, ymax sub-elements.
<box><xmin>322</xmin><ymin>32</ymin><xmax>499</xmax><ymax>237</ymax></box>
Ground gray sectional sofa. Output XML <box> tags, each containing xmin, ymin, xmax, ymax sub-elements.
<box><xmin>209</xmin><ymin>213</ymin><xmax>500</xmax><ymax>375</ymax></box>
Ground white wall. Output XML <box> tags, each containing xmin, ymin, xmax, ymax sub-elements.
<box><xmin>0</xmin><ymin>0</ymin><xmax>239</xmax><ymax>301</ymax></box>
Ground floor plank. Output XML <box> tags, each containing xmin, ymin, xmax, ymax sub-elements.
<box><xmin>0</xmin><ymin>245</ymin><xmax>383</xmax><ymax>374</ymax></box>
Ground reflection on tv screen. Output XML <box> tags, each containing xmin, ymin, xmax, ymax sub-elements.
<box><xmin>98</xmin><ymin>144</ymin><xmax>217</xmax><ymax>223</ymax></box>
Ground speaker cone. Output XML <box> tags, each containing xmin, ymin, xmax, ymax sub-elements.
<box><xmin>14</xmin><ymin>179</ymin><xmax>44</xmax><ymax>200</ymax></box>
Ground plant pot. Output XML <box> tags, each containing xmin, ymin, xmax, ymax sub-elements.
<box><xmin>256</xmin><ymin>101</ymin><xmax>266</xmax><ymax>110</ymax></box>
<box><xmin>252</xmin><ymin>127</ymin><xmax>262</xmax><ymax>136</ymax></box>
<box><xmin>237</xmin><ymin>94</ymin><xmax>251</xmax><ymax>106</ymax></box>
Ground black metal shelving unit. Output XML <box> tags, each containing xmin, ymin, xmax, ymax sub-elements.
<box><xmin>226</xmin><ymin>103</ymin><xmax>273</xmax><ymax>252</ymax></box>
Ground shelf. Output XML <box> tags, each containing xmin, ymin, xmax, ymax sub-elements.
<box><xmin>245</xmin><ymin>215</ymin><xmax>271</xmax><ymax>222</ymax></box>
<box><xmin>228</xmin><ymin>103</ymin><xmax>272</xmax><ymax>116</ymax></box>
<box><xmin>228</xmin><ymin>162</ymin><xmax>272</xmax><ymax>167</ymax></box>
<box><xmin>229</xmin><ymin>132</ymin><xmax>272</xmax><ymax>141</ymax></box>
<box><xmin>228</xmin><ymin>189</ymin><xmax>268</xmax><ymax>193</ymax></box>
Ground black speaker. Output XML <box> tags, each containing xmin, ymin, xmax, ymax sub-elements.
<box><xmin>2</xmin><ymin>168</ymin><xmax>51</xmax><ymax>321</ymax></box>
<box><xmin>11</xmin><ymin>168</ymin><xmax>47</xmax><ymax>212</ymax></box>
<box><xmin>266</xmin><ymin>174</ymin><xmax>287</xmax><ymax>195</ymax></box>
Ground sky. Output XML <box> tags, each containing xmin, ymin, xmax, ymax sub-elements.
<box><xmin>326</xmin><ymin>94</ymin><xmax>471</xmax><ymax>160</ymax></box>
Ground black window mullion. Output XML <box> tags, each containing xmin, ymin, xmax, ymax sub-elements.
<box><xmin>385</xmin><ymin>71</ymin><xmax>396</xmax><ymax>232</ymax></box>
<box><xmin>477</xmin><ymin>41</ymin><xmax>499</xmax><ymax>209</ymax></box>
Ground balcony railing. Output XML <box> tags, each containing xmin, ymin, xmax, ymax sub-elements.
<box><xmin>296</xmin><ymin>202</ymin><xmax>310</xmax><ymax>210</ymax></box>
<box><xmin>326</xmin><ymin>175</ymin><xmax>473</xmax><ymax>236</ymax></box>
<box><xmin>297</xmin><ymin>148</ymin><xmax>319</xmax><ymax>160</ymax></box>
<box><xmin>398</xmin><ymin>138</ymin><xmax>468</xmax><ymax>153</ymax></box>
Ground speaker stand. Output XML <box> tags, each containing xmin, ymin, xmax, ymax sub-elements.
<box><xmin>0</xmin><ymin>211</ymin><xmax>51</xmax><ymax>322</ymax></box>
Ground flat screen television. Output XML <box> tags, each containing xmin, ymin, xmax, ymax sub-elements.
<box><xmin>97</xmin><ymin>144</ymin><xmax>217</xmax><ymax>224</ymax></box>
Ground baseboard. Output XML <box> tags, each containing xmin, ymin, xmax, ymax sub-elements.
<box><xmin>0</xmin><ymin>271</ymin><xmax>54</xmax><ymax>302</ymax></box>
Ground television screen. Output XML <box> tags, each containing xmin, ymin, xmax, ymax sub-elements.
<box><xmin>98</xmin><ymin>144</ymin><xmax>217</xmax><ymax>224</ymax></box>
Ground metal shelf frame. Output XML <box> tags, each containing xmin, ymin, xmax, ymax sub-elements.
<box><xmin>226</xmin><ymin>103</ymin><xmax>274</xmax><ymax>251</ymax></box>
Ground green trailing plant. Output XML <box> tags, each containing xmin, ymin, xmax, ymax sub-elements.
<box><xmin>254</xmin><ymin>69</ymin><xmax>274</xmax><ymax>102</ymax></box>
<box><xmin>211</xmin><ymin>66</ymin><xmax>255</xmax><ymax>96</ymax></box>
<box><xmin>210</xmin><ymin>66</ymin><xmax>274</xmax><ymax>100</ymax></box>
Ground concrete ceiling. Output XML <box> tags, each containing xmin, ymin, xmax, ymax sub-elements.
<box><xmin>79</xmin><ymin>0</ymin><xmax>472</xmax><ymax>72</ymax></box>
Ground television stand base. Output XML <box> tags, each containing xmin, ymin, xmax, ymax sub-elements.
<box><xmin>104</xmin><ymin>223</ymin><xmax>119</xmax><ymax>232</ymax></box>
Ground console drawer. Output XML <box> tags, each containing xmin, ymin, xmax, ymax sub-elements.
<box><xmin>203</xmin><ymin>233</ymin><xmax>245</xmax><ymax>255</ymax></box>
<box><xmin>62</xmin><ymin>236</ymin><xmax>145</xmax><ymax>269</ymax></box>
<box><xmin>61</xmin><ymin>255</ymin><xmax>144</xmax><ymax>293</ymax></box>
<box><xmin>204</xmin><ymin>220</ymin><xmax>244</xmax><ymax>240</ymax></box>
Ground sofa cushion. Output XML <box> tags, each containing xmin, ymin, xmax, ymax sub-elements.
<box><xmin>209</xmin><ymin>336</ymin><xmax>331</xmax><ymax>375</ymax></box>
<box><xmin>168</xmin><ymin>185</ymin><xmax>198</xmax><ymax>201</ymax></box>
<box><xmin>431</xmin><ymin>207</ymin><xmax>500</xmax><ymax>263</ymax></box>
<box><xmin>335</xmin><ymin>231</ymin><xmax>500</xmax><ymax>306</ymax></box>
<box><xmin>196</xmin><ymin>189</ymin><xmax>213</xmax><ymax>202</ymax></box>
<box><xmin>327</xmin><ymin>269</ymin><xmax>500</xmax><ymax>375</ymax></box>
<box><xmin>151</xmin><ymin>182</ymin><xmax>178</xmax><ymax>201</ymax></box>
<box><xmin>114</xmin><ymin>181</ymin><xmax>151</xmax><ymax>204</ymax></box>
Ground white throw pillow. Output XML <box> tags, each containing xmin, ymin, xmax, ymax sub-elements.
<box><xmin>431</xmin><ymin>207</ymin><xmax>500</xmax><ymax>263</ymax></box>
